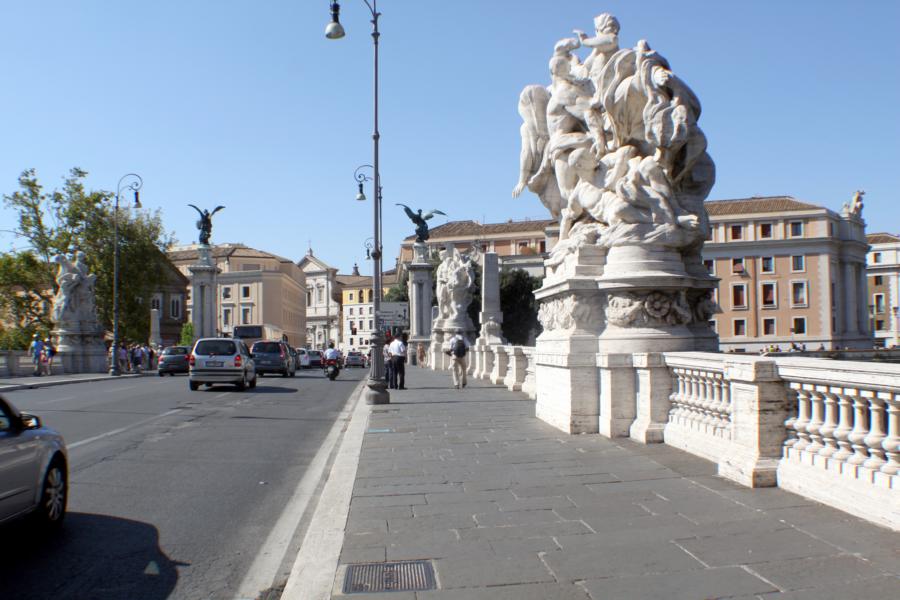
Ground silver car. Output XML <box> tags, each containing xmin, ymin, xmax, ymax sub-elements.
<box><xmin>189</xmin><ymin>337</ymin><xmax>257</xmax><ymax>391</ymax></box>
<box><xmin>0</xmin><ymin>395</ymin><xmax>68</xmax><ymax>527</ymax></box>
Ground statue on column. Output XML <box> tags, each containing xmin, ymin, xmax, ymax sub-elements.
<box><xmin>188</xmin><ymin>204</ymin><xmax>225</xmax><ymax>245</ymax></box>
<box><xmin>396</xmin><ymin>204</ymin><xmax>446</xmax><ymax>243</ymax></box>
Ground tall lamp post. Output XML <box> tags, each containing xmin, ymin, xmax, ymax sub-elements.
<box><xmin>109</xmin><ymin>173</ymin><xmax>143</xmax><ymax>376</ymax></box>
<box><xmin>328</xmin><ymin>0</ymin><xmax>389</xmax><ymax>404</ymax></box>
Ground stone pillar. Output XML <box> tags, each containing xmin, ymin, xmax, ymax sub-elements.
<box><xmin>189</xmin><ymin>245</ymin><xmax>220</xmax><ymax>341</ymax></box>
<box><xmin>629</xmin><ymin>353</ymin><xmax>672</xmax><ymax>443</ymax></box>
<box><xmin>475</xmin><ymin>343</ymin><xmax>494</xmax><ymax>380</ymax></box>
<box><xmin>479</xmin><ymin>253</ymin><xmax>503</xmax><ymax>334</ymax></box>
<box><xmin>597</xmin><ymin>353</ymin><xmax>635</xmax><ymax>438</ymax></box>
<box><xmin>407</xmin><ymin>242</ymin><xmax>433</xmax><ymax>365</ymax></box>
<box><xmin>857</xmin><ymin>263</ymin><xmax>869</xmax><ymax>336</ymax></box>
<box><xmin>504</xmin><ymin>346</ymin><xmax>527</xmax><ymax>392</ymax></box>
<box><xmin>149</xmin><ymin>308</ymin><xmax>162</xmax><ymax>348</ymax></box>
<box><xmin>717</xmin><ymin>357</ymin><xmax>788</xmax><ymax>487</ymax></box>
<box><xmin>843</xmin><ymin>262</ymin><xmax>857</xmax><ymax>334</ymax></box>
<box><xmin>490</xmin><ymin>345</ymin><xmax>509</xmax><ymax>385</ymax></box>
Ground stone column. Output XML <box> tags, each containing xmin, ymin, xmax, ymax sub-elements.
<box><xmin>597</xmin><ymin>353</ymin><xmax>635</xmax><ymax>438</ymax></box>
<box><xmin>490</xmin><ymin>345</ymin><xmax>509</xmax><ymax>385</ymax></box>
<box><xmin>857</xmin><ymin>263</ymin><xmax>869</xmax><ymax>336</ymax></box>
<box><xmin>407</xmin><ymin>242</ymin><xmax>433</xmax><ymax>365</ymax></box>
<box><xmin>150</xmin><ymin>308</ymin><xmax>162</xmax><ymax>348</ymax></box>
<box><xmin>189</xmin><ymin>245</ymin><xmax>220</xmax><ymax>341</ymax></box>
<box><xmin>843</xmin><ymin>262</ymin><xmax>857</xmax><ymax>334</ymax></box>
<box><xmin>504</xmin><ymin>346</ymin><xmax>527</xmax><ymax>392</ymax></box>
<box><xmin>717</xmin><ymin>357</ymin><xmax>788</xmax><ymax>487</ymax></box>
<box><xmin>480</xmin><ymin>252</ymin><xmax>503</xmax><ymax>333</ymax></box>
<box><xmin>629</xmin><ymin>353</ymin><xmax>672</xmax><ymax>443</ymax></box>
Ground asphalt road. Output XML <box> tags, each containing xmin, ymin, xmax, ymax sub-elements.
<box><xmin>0</xmin><ymin>366</ymin><xmax>368</xmax><ymax>600</ymax></box>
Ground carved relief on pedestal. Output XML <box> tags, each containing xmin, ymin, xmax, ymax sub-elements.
<box><xmin>605</xmin><ymin>290</ymin><xmax>692</xmax><ymax>327</ymax></box>
<box><xmin>538</xmin><ymin>294</ymin><xmax>604</xmax><ymax>332</ymax></box>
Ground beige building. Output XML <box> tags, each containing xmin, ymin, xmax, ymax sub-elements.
<box><xmin>167</xmin><ymin>243</ymin><xmax>306</xmax><ymax>347</ymax></box>
<box><xmin>866</xmin><ymin>232</ymin><xmax>900</xmax><ymax>347</ymax></box>
<box><xmin>701</xmin><ymin>196</ymin><xmax>870</xmax><ymax>352</ymax></box>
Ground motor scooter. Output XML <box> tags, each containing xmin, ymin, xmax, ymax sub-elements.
<box><xmin>324</xmin><ymin>358</ymin><xmax>340</xmax><ymax>381</ymax></box>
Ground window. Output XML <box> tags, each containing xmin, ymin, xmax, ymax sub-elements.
<box><xmin>791</xmin><ymin>281</ymin><xmax>808</xmax><ymax>307</ymax></box>
<box><xmin>368</xmin><ymin>319</ymin><xmax>373</xmax><ymax>330</ymax></box>
<box><xmin>873</xmin><ymin>252</ymin><xmax>883</xmax><ymax>264</ymax></box>
<box><xmin>763</xmin><ymin>318</ymin><xmax>776</xmax><ymax>336</ymax></box>
<box><xmin>317</xmin><ymin>288</ymin><xmax>324</xmax><ymax>303</ymax></box>
<box><xmin>730</xmin><ymin>224</ymin><xmax>743</xmax><ymax>240</ymax></box>
<box><xmin>874</xmin><ymin>275</ymin><xmax>884</xmax><ymax>285</ymax></box>
<box><xmin>733</xmin><ymin>319</ymin><xmax>746</xmax><ymax>336</ymax></box>
<box><xmin>349</xmin><ymin>337</ymin><xmax>354</xmax><ymax>346</ymax></box>
<box><xmin>731</xmin><ymin>284</ymin><xmax>747</xmax><ymax>309</ymax></box>
<box><xmin>732</xmin><ymin>258</ymin><xmax>745</xmax><ymax>274</ymax></box>
<box><xmin>223</xmin><ymin>308</ymin><xmax>232</xmax><ymax>327</ymax></box>
<box><xmin>368</xmin><ymin>306</ymin><xmax>373</xmax><ymax>314</ymax></box>
<box><xmin>539</xmin><ymin>240</ymin><xmax>546</xmax><ymax>253</ymax></box>
<box><xmin>760</xmin><ymin>257</ymin><xmax>774</xmax><ymax>273</ymax></box>
<box><xmin>170</xmin><ymin>297</ymin><xmax>182</xmax><ymax>319</ymax></box>
<box><xmin>307</xmin><ymin>289</ymin><xmax>312</xmax><ymax>305</ymax></box>
<box><xmin>874</xmin><ymin>293</ymin><xmax>886</xmax><ymax>313</ymax></box>
<box><xmin>349</xmin><ymin>307</ymin><xmax>354</xmax><ymax>315</ymax></box>
<box><xmin>242</xmin><ymin>307</ymin><xmax>251</xmax><ymax>324</ymax></box>
<box><xmin>759</xmin><ymin>223</ymin><xmax>773</xmax><ymax>238</ymax></box>
<box><xmin>368</xmin><ymin>289</ymin><xmax>374</xmax><ymax>302</ymax></box>
<box><xmin>791</xmin><ymin>255</ymin><xmax>805</xmax><ymax>272</ymax></box>
<box><xmin>241</xmin><ymin>263</ymin><xmax>260</xmax><ymax>271</ymax></box>
<box><xmin>876</xmin><ymin>320</ymin><xmax>886</xmax><ymax>331</ymax></box>
<box><xmin>150</xmin><ymin>294</ymin><xmax>162</xmax><ymax>311</ymax></box>
<box><xmin>242</xmin><ymin>286</ymin><xmax>251</xmax><ymax>298</ymax></box>
<box><xmin>223</xmin><ymin>287</ymin><xmax>232</xmax><ymax>299</ymax></box>
<box><xmin>792</xmin><ymin>317</ymin><xmax>807</xmax><ymax>335</ymax></box>
<box><xmin>349</xmin><ymin>292</ymin><xmax>354</xmax><ymax>302</ymax></box>
<box><xmin>703</xmin><ymin>259</ymin><xmax>715</xmax><ymax>275</ymax></box>
<box><xmin>761</xmin><ymin>282</ymin><xmax>777</xmax><ymax>308</ymax></box>
<box><xmin>789</xmin><ymin>221</ymin><xmax>804</xmax><ymax>237</ymax></box>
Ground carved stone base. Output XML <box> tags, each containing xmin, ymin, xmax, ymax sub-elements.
<box><xmin>54</xmin><ymin>326</ymin><xmax>107</xmax><ymax>373</ymax></box>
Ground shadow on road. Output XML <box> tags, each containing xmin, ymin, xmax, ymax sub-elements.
<box><xmin>0</xmin><ymin>512</ymin><xmax>185</xmax><ymax>600</ymax></box>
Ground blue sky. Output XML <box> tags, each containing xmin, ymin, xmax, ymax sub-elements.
<box><xmin>2</xmin><ymin>0</ymin><xmax>898</xmax><ymax>275</ymax></box>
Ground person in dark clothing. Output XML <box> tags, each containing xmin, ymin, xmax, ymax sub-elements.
<box><xmin>388</xmin><ymin>333</ymin><xmax>408</xmax><ymax>390</ymax></box>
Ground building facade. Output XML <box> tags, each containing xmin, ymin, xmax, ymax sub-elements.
<box><xmin>298</xmin><ymin>250</ymin><xmax>342</xmax><ymax>350</ymax></box>
<box><xmin>866</xmin><ymin>232</ymin><xmax>900</xmax><ymax>347</ymax></box>
<box><xmin>167</xmin><ymin>243</ymin><xmax>306</xmax><ymax>347</ymax></box>
<box><xmin>337</xmin><ymin>267</ymin><xmax>404</xmax><ymax>353</ymax></box>
<box><xmin>701</xmin><ymin>196</ymin><xmax>870</xmax><ymax>352</ymax></box>
<box><xmin>149</xmin><ymin>258</ymin><xmax>190</xmax><ymax>347</ymax></box>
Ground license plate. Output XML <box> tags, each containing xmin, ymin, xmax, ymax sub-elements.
<box><xmin>206</xmin><ymin>361</ymin><xmax>223</xmax><ymax>367</ymax></box>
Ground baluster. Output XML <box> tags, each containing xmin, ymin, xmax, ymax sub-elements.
<box><xmin>711</xmin><ymin>372</ymin><xmax>723</xmax><ymax>436</ymax></box>
<box><xmin>880</xmin><ymin>395</ymin><xmax>900</xmax><ymax>476</ymax></box>
<box><xmin>817</xmin><ymin>389</ymin><xmax>839</xmax><ymax>459</ymax></box>
<box><xmin>720</xmin><ymin>375</ymin><xmax>733</xmax><ymax>439</ymax></box>
<box><xmin>793</xmin><ymin>385</ymin><xmax>812</xmax><ymax>451</ymax></box>
<box><xmin>806</xmin><ymin>388</ymin><xmax>825</xmax><ymax>454</ymax></box>
<box><xmin>699</xmin><ymin>372</ymin><xmax>713</xmax><ymax>431</ymax></box>
<box><xmin>846</xmin><ymin>390</ymin><xmax>871</xmax><ymax>465</ymax></box>
<box><xmin>670</xmin><ymin>369</ymin><xmax>685</xmax><ymax>424</ymax></box>
<box><xmin>862</xmin><ymin>393</ymin><xmax>887</xmax><ymax>471</ymax></box>
<box><xmin>783</xmin><ymin>386</ymin><xmax>799</xmax><ymax>449</ymax></box>
<box><xmin>688</xmin><ymin>370</ymin><xmax>701</xmax><ymax>429</ymax></box>
<box><xmin>831</xmin><ymin>389</ymin><xmax>854</xmax><ymax>462</ymax></box>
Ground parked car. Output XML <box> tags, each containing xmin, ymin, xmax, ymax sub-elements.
<box><xmin>287</xmin><ymin>346</ymin><xmax>301</xmax><ymax>371</ymax></box>
<box><xmin>251</xmin><ymin>340</ymin><xmax>295</xmax><ymax>377</ymax></box>
<box><xmin>307</xmin><ymin>350</ymin><xmax>324</xmax><ymax>368</ymax></box>
<box><xmin>344</xmin><ymin>351</ymin><xmax>366</xmax><ymax>368</ymax></box>
<box><xmin>296</xmin><ymin>348</ymin><xmax>311</xmax><ymax>369</ymax></box>
<box><xmin>157</xmin><ymin>345</ymin><xmax>190</xmax><ymax>376</ymax></box>
<box><xmin>0</xmin><ymin>395</ymin><xmax>67</xmax><ymax>528</ymax></box>
<box><xmin>189</xmin><ymin>338</ymin><xmax>257</xmax><ymax>391</ymax></box>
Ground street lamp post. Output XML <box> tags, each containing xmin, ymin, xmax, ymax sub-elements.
<box><xmin>328</xmin><ymin>0</ymin><xmax>389</xmax><ymax>404</ymax></box>
<box><xmin>109</xmin><ymin>173</ymin><xmax>143</xmax><ymax>376</ymax></box>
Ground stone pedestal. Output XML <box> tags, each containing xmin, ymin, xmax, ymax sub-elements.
<box><xmin>489</xmin><ymin>345</ymin><xmax>509</xmax><ymax>385</ymax></box>
<box><xmin>150</xmin><ymin>308</ymin><xmax>162</xmax><ymax>348</ymax></box>
<box><xmin>407</xmin><ymin>243</ymin><xmax>433</xmax><ymax>365</ymax></box>
<box><xmin>189</xmin><ymin>245</ymin><xmax>220</xmax><ymax>341</ymax></box>
<box><xmin>53</xmin><ymin>323</ymin><xmax>107</xmax><ymax>374</ymax></box>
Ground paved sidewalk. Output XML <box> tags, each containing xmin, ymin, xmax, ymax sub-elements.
<box><xmin>0</xmin><ymin>372</ymin><xmax>142</xmax><ymax>393</ymax></box>
<box><xmin>334</xmin><ymin>366</ymin><xmax>898</xmax><ymax>599</ymax></box>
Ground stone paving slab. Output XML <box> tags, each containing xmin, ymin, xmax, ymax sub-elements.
<box><xmin>332</xmin><ymin>366</ymin><xmax>900</xmax><ymax>599</ymax></box>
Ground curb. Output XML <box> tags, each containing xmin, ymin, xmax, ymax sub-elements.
<box><xmin>0</xmin><ymin>373</ymin><xmax>143</xmax><ymax>393</ymax></box>
<box><xmin>280</xmin><ymin>379</ymin><xmax>372</xmax><ymax>600</ymax></box>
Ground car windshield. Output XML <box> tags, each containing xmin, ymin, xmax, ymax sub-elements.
<box><xmin>195</xmin><ymin>340</ymin><xmax>236</xmax><ymax>356</ymax></box>
<box><xmin>348</xmin><ymin>352</ymin><xmax>361</xmax><ymax>357</ymax></box>
<box><xmin>163</xmin><ymin>347</ymin><xmax>188</xmax><ymax>355</ymax></box>
<box><xmin>252</xmin><ymin>342</ymin><xmax>282</xmax><ymax>354</ymax></box>
<box><xmin>308</xmin><ymin>351</ymin><xmax>322</xmax><ymax>358</ymax></box>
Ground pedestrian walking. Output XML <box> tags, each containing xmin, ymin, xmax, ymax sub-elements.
<box><xmin>446</xmin><ymin>329</ymin><xmax>470</xmax><ymax>389</ymax></box>
<box><xmin>42</xmin><ymin>339</ymin><xmax>56</xmax><ymax>376</ymax></box>
<box><xmin>29</xmin><ymin>334</ymin><xmax>45</xmax><ymax>376</ymax></box>
<box><xmin>388</xmin><ymin>333</ymin><xmax>408</xmax><ymax>390</ymax></box>
<box><xmin>383</xmin><ymin>338</ymin><xmax>394</xmax><ymax>388</ymax></box>
<box><xmin>132</xmin><ymin>344</ymin><xmax>144</xmax><ymax>373</ymax></box>
<box><xmin>117</xmin><ymin>344</ymin><xmax>128</xmax><ymax>373</ymax></box>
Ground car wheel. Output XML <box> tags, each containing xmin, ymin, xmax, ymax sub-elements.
<box><xmin>236</xmin><ymin>373</ymin><xmax>246</xmax><ymax>391</ymax></box>
<box><xmin>258</xmin><ymin>372</ymin><xmax>264</xmax><ymax>378</ymax></box>
<box><xmin>249</xmin><ymin>374</ymin><xmax>257</xmax><ymax>389</ymax></box>
<box><xmin>290</xmin><ymin>368</ymin><xmax>295</xmax><ymax>378</ymax></box>
<box><xmin>189</xmin><ymin>381</ymin><xmax>199</xmax><ymax>391</ymax></box>
<box><xmin>158</xmin><ymin>371</ymin><xmax>164</xmax><ymax>377</ymax></box>
<box><xmin>36</xmin><ymin>458</ymin><xmax>67</xmax><ymax>527</ymax></box>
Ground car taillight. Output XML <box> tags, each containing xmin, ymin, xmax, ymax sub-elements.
<box><xmin>234</xmin><ymin>355</ymin><xmax>242</xmax><ymax>367</ymax></box>
<box><xmin>189</xmin><ymin>354</ymin><xmax>195</xmax><ymax>366</ymax></box>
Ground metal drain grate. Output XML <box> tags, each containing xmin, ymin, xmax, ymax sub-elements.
<box><xmin>343</xmin><ymin>560</ymin><xmax>436</xmax><ymax>594</ymax></box>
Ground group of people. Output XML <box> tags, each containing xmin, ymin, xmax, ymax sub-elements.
<box><xmin>382</xmin><ymin>332</ymin><xmax>409</xmax><ymax>390</ymax></box>
<box><xmin>28</xmin><ymin>334</ymin><xmax>57</xmax><ymax>376</ymax></box>
<box><xmin>108</xmin><ymin>342</ymin><xmax>156</xmax><ymax>373</ymax></box>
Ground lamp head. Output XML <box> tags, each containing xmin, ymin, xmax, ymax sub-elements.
<box><xmin>133</xmin><ymin>190</ymin><xmax>141</xmax><ymax>209</ymax></box>
<box><xmin>325</xmin><ymin>1</ymin><xmax>345</xmax><ymax>39</ymax></box>
<box><xmin>356</xmin><ymin>182</ymin><xmax>366</xmax><ymax>201</ymax></box>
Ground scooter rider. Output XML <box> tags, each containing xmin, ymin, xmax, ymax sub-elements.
<box><xmin>324</xmin><ymin>342</ymin><xmax>340</xmax><ymax>363</ymax></box>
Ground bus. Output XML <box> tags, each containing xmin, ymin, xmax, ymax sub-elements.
<box><xmin>232</xmin><ymin>324</ymin><xmax>285</xmax><ymax>346</ymax></box>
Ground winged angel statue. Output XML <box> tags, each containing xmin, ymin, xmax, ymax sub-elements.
<box><xmin>397</xmin><ymin>204</ymin><xmax>447</xmax><ymax>243</ymax></box>
<box><xmin>514</xmin><ymin>13</ymin><xmax>714</xmax><ymax>263</ymax></box>
<box><xmin>188</xmin><ymin>204</ymin><xmax>225</xmax><ymax>245</ymax></box>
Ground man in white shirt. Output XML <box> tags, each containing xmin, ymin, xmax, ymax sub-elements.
<box><xmin>447</xmin><ymin>329</ymin><xmax>470</xmax><ymax>389</ymax></box>
<box><xmin>388</xmin><ymin>333</ymin><xmax>408</xmax><ymax>390</ymax></box>
<box><xmin>324</xmin><ymin>342</ymin><xmax>340</xmax><ymax>361</ymax></box>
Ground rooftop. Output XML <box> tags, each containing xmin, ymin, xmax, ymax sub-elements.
<box><xmin>403</xmin><ymin>219</ymin><xmax>556</xmax><ymax>242</ymax></box>
<box><xmin>705</xmin><ymin>196</ymin><xmax>823</xmax><ymax>216</ymax></box>
<box><xmin>167</xmin><ymin>243</ymin><xmax>294</xmax><ymax>264</ymax></box>
<box><xmin>867</xmin><ymin>232</ymin><xmax>900</xmax><ymax>245</ymax></box>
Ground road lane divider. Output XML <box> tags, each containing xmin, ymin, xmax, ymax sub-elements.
<box><xmin>68</xmin><ymin>408</ymin><xmax>183</xmax><ymax>450</ymax></box>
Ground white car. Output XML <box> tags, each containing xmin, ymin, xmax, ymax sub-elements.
<box><xmin>189</xmin><ymin>337</ymin><xmax>257</xmax><ymax>391</ymax></box>
<box><xmin>0</xmin><ymin>396</ymin><xmax>68</xmax><ymax>527</ymax></box>
<box><xmin>296</xmin><ymin>348</ymin><xmax>311</xmax><ymax>369</ymax></box>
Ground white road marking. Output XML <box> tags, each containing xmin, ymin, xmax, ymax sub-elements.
<box><xmin>215</xmin><ymin>392</ymin><xmax>230</xmax><ymax>398</ymax></box>
<box><xmin>234</xmin><ymin>380</ymin><xmax>366</xmax><ymax>600</ymax></box>
<box><xmin>42</xmin><ymin>395</ymin><xmax>75</xmax><ymax>404</ymax></box>
<box><xmin>68</xmin><ymin>409</ymin><xmax>183</xmax><ymax>449</ymax></box>
<box><xmin>105</xmin><ymin>385</ymin><xmax>138</xmax><ymax>393</ymax></box>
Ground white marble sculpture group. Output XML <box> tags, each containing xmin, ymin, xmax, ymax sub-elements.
<box><xmin>50</xmin><ymin>249</ymin><xmax>107</xmax><ymax>372</ymax></box>
<box><xmin>429</xmin><ymin>246</ymin><xmax>477</xmax><ymax>370</ymax></box>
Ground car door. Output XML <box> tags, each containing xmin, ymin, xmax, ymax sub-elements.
<box><xmin>0</xmin><ymin>401</ymin><xmax>41</xmax><ymax>519</ymax></box>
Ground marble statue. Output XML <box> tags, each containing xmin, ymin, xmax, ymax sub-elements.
<box><xmin>435</xmin><ymin>246</ymin><xmax>475</xmax><ymax>325</ymax></box>
<box><xmin>51</xmin><ymin>249</ymin><xmax>99</xmax><ymax>327</ymax></box>
<box><xmin>188</xmin><ymin>204</ymin><xmax>225</xmax><ymax>245</ymax></box>
<box><xmin>396</xmin><ymin>204</ymin><xmax>446</xmax><ymax>243</ymax></box>
<box><xmin>514</xmin><ymin>13</ymin><xmax>714</xmax><ymax>258</ymax></box>
<box><xmin>842</xmin><ymin>190</ymin><xmax>864</xmax><ymax>217</ymax></box>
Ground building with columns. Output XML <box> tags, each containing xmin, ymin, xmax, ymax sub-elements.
<box><xmin>701</xmin><ymin>196</ymin><xmax>871</xmax><ymax>352</ymax></box>
<box><xmin>866</xmin><ymin>232</ymin><xmax>900</xmax><ymax>348</ymax></box>
<box><xmin>298</xmin><ymin>250</ymin><xmax>342</xmax><ymax>350</ymax></box>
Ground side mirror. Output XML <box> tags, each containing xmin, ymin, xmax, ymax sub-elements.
<box><xmin>20</xmin><ymin>413</ymin><xmax>41</xmax><ymax>429</ymax></box>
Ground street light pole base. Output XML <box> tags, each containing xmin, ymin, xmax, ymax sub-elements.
<box><xmin>364</xmin><ymin>377</ymin><xmax>390</xmax><ymax>405</ymax></box>
<box><xmin>109</xmin><ymin>366</ymin><xmax>120</xmax><ymax>376</ymax></box>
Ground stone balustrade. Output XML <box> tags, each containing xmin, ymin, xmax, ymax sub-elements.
<box><xmin>522</xmin><ymin>347</ymin><xmax>536</xmax><ymax>399</ymax></box>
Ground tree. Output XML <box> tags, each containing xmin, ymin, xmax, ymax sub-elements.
<box><xmin>384</xmin><ymin>269</ymin><xmax>409</xmax><ymax>302</ymax></box>
<box><xmin>2</xmin><ymin>168</ymin><xmax>173</xmax><ymax>345</ymax></box>
<box><xmin>499</xmin><ymin>269</ymin><xmax>541</xmax><ymax>345</ymax></box>
<box><xmin>179</xmin><ymin>322</ymin><xmax>195</xmax><ymax>346</ymax></box>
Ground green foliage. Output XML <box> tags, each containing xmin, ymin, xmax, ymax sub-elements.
<box><xmin>179</xmin><ymin>321</ymin><xmax>195</xmax><ymax>346</ymax></box>
<box><xmin>2</xmin><ymin>168</ymin><xmax>173</xmax><ymax>345</ymax></box>
<box><xmin>499</xmin><ymin>269</ymin><xmax>541</xmax><ymax>345</ymax></box>
<box><xmin>384</xmin><ymin>269</ymin><xmax>409</xmax><ymax>302</ymax></box>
